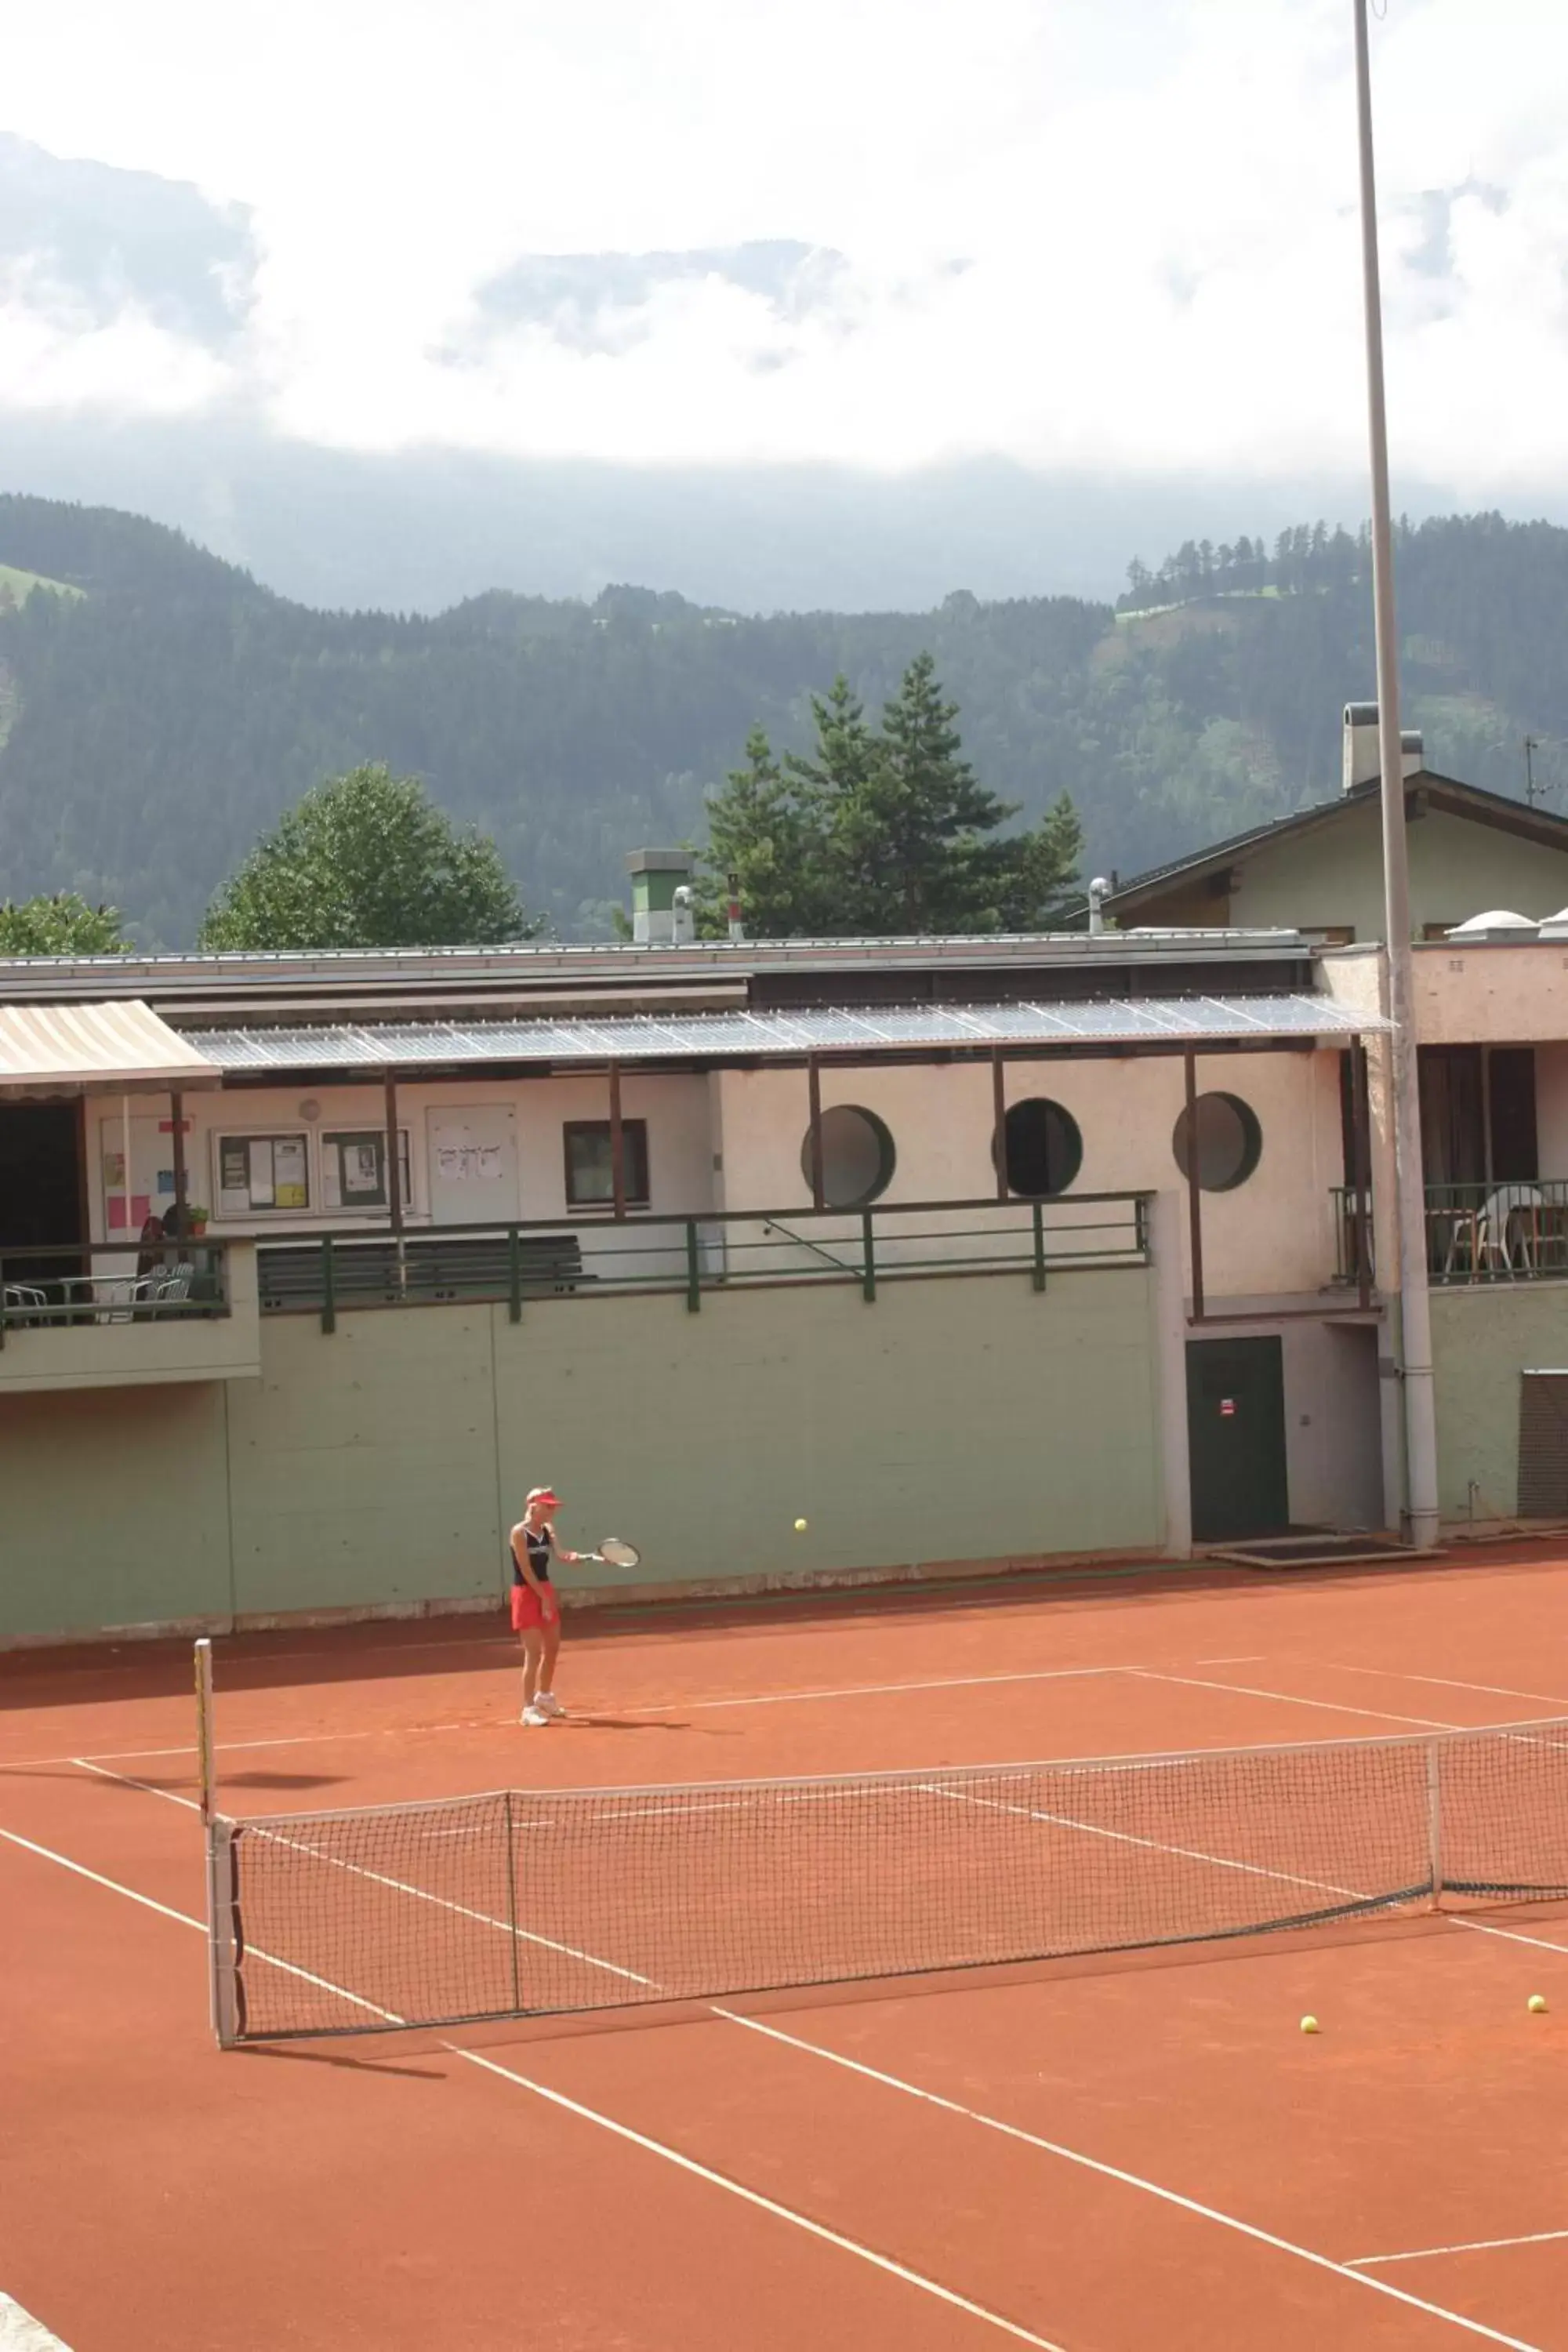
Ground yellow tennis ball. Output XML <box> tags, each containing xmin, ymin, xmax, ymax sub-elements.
<box><xmin>1528</xmin><ymin>1994</ymin><xmax>1548</xmax><ymax>2014</ymax></box>
<box><xmin>1300</xmin><ymin>2015</ymin><xmax>1320</xmax><ymax>2034</ymax></box>
<box><xmin>793</xmin><ymin>1517</ymin><xmax>808</xmax><ymax>1533</ymax></box>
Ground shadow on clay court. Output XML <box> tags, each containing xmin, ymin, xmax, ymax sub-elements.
<box><xmin>0</xmin><ymin>1538</ymin><xmax>1556</xmax><ymax>1721</ymax></box>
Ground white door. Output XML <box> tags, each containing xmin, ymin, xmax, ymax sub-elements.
<box><xmin>426</xmin><ymin>1105</ymin><xmax>520</xmax><ymax>1225</ymax></box>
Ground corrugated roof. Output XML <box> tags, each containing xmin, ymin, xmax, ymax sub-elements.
<box><xmin>187</xmin><ymin>994</ymin><xmax>1385</xmax><ymax>1073</ymax></box>
<box><xmin>0</xmin><ymin>1000</ymin><xmax>222</xmax><ymax>1097</ymax></box>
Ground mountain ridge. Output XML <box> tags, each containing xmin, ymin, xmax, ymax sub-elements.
<box><xmin>0</xmin><ymin>493</ymin><xmax>1564</xmax><ymax>948</ymax></box>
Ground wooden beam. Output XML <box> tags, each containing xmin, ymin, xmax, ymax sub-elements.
<box><xmin>1184</xmin><ymin>1048</ymin><xmax>1205</xmax><ymax>1322</ymax></box>
<box><xmin>608</xmin><ymin>1059</ymin><xmax>626</xmax><ymax>1220</ymax></box>
<box><xmin>991</xmin><ymin>1047</ymin><xmax>1008</xmax><ymax>1200</ymax></box>
<box><xmin>383</xmin><ymin>1073</ymin><xmax>403</xmax><ymax>1233</ymax></box>
<box><xmin>807</xmin><ymin>1054</ymin><xmax>825</xmax><ymax>1210</ymax></box>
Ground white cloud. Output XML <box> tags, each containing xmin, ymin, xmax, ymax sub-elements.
<box><xmin>3</xmin><ymin>0</ymin><xmax>1568</xmax><ymax>487</ymax></box>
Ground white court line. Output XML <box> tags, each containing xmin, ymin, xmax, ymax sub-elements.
<box><xmin>5</xmin><ymin>1783</ymin><xmax>1541</xmax><ymax>2350</ymax></box>
<box><xmin>0</xmin><ymin>2292</ymin><xmax>73</xmax><ymax>2351</ymax></box>
<box><xmin>1131</xmin><ymin>1670</ymin><xmax>1459</xmax><ymax>1733</ymax></box>
<box><xmin>0</xmin><ymin>1723</ymin><xmax>472</xmax><ymax>1775</ymax></box>
<box><xmin>1349</xmin><ymin>2229</ymin><xmax>1568</xmax><ymax>2269</ymax></box>
<box><xmin>1327</xmin><ymin>1665</ymin><xmax>1568</xmax><ymax>1712</ymax></box>
<box><xmin>0</xmin><ymin>1817</ymin><xmax>1063</xmax><ymax>2351</ymax></box>
<box><xmin>711</xmin><ymin>2011</ymin><xmax>1544</xmax><ymax>2350</ymax></box>
<box><xmin>620</xmin><ymin>1664</ymin><xmax>1138</xmax><ymax>1716</ymax></box>
<box><xmin>920</xmin><ymin>1783</ymin><xmax>1366</xmax><ymax>1909</ymax></box>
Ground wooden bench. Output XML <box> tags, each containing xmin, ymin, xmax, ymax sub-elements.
<box><xmin>259</xmin><ymin>1232</ymin><xmax>590</xmax><ymax>1314</ymax></box>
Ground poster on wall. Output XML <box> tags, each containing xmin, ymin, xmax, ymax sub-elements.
<box><xmin>274</xmin><ymin>1135</ymin><xmax>308</xmax><ymax>1210</ymax></box>
<box><xmin>344</xmin><ymin>1142</ymin><xmax>379</xmax><ymax>1195</ymax></box>
<box><xmin>248</xmin><ymin>1138</ymin><xmax>275</xmax><ymax>1207</ymax></box>
<box><xmin>219</xmin><ymin>1142</ymin><xmax>249</xmax><ymax>1221</ymax></box>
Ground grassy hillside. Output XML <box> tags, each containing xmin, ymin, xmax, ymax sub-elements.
<box><xmin>0</xmin><ymin>495</ymin><xmax>1564</xmax><ymax>946</ymax></box>
<box><xmin>0</xmin><ymin>559</ymin><xmax>82</xmax><ymax>608</ymax></box>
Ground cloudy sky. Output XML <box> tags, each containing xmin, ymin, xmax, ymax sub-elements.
<box><xmin>4</xmin><ymin>0</ymin><xmax>1567</xmax><ymax>492</ymax></box>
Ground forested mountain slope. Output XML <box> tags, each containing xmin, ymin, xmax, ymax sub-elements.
<box><xmin>0</xmin><ymin>495</ymin><xmax>1563</xmax><ymax>945</ymax></box>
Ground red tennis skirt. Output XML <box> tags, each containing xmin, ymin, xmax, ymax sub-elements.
<box><xmin>510</xmin><ymin>1582</ymin><xmax>556</xmax><ymax>1632</ymax></box>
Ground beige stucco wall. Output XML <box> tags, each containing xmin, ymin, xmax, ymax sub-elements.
<box><xmin>0</xmin><ymin>1264</ymin><xmax>1167</xmax><ymax>1643</ymax></box>
<box><xmin>1213</xmin><ymin>802</ymin><xmax>1568</xmax><ymax>942</ymax></box>
<box><xmin>714</xmin><ymin>1051</ymin><xmax>1345</xmax><ymax>1302</ymax></box>
<box><xmin>87</xmin><ymin>1071</ymin><xmax>717</xmax><ymax>1245</ymax></box>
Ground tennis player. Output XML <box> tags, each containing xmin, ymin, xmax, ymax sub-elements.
<box><xmin>510</xmin><ymin>1486</ymin><xmax>583</xmax><ymax>1726</ymax></box>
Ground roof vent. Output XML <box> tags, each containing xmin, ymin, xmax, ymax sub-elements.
<box><xmin>1445</xmin><ymin>909</ymin><xmax>1537</xmax><ymax>939</ymax></box>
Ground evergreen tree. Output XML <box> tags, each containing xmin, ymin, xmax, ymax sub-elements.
<box><xmin>699</xmin><ymin>655</ymin><xmax>1080</xmax><ymax>938</ymax></box>
<box><xmin>0</xmin><ymin>892</ymin><xmax>129</xmax><ymax>953</ymax></box>
<box><xmin>198</xmin><ymin>764</ymin><xmax>536</xmax><ymax>949</ymax></box>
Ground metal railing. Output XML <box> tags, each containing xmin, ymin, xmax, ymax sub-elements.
<box><xmin>1331</xmin><ymin>1180</ymin><xmax>1568</xmax><ymax>1287</ymax></box>
<box><xmin>1330</xmin><ymin>1187</ymin><xmax>1376</xmax><ymax>1290</ymax></box>
<box><xmin>245</xmin><ymin>1193</ymin><xmax>1152</xmax><ymax>1331</ymax></box>
<box><xmin>1423</xmin><ymin>1180</ymin><xmax>1568</xmax><ymax>1284</ymax></box>
<box><xmin>0</xmin><ymin>1238</ymin><xmax>231</xmax><ymax>1345</ymax></box>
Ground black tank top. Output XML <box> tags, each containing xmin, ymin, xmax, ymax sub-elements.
<box><xmin>512</xmin><ymin>1525</ymin><xmax>553</xmax><ymax>1586</ymax></box>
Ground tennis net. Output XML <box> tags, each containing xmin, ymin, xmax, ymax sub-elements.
<box><xmin>208</xmin><ymin>1716</ymin><xmax>1568</xmax><ymax>2042</ymax></box>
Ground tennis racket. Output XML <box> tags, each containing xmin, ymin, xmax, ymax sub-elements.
<box><xmin>583</xmin><ymin>1537</ymin><xmax>641</xmax><ymax>1567</ymax></box>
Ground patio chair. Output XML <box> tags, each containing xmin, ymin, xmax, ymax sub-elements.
<box><xmin>1478</xmin><ymin>1184</ymin><xmax>1545</xmax><ymax>1276</ymax></box>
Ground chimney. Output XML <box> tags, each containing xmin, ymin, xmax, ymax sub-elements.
<box><xmin>1343</xmin><ymin>702</ymin><xmax>1425</xmax><ymax>794</ymax></box>
<box><xmin>726</xmin><ymin>869</ymin><xmax>745</xmax><ymax>944</ymax></box>
<box><xmin>1087</xmin><ymin>877</ymin><xmax>1109</xmax><ymax>936</ymax></box>
<box><xmin>626</xmin><ymin>848</ymin><xmax>695</xmax><ymax>944</ymax></box>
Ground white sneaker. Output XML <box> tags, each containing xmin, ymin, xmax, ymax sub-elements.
<box><xmin>521</xmin><ymin>1704</ymin><xmax>550</xmax><ymax>1726</ymax></box>
<box><xmin>535</xmin><ymin>1691</ymin><xmax>566</xmax><ymax>1719</ymax></box>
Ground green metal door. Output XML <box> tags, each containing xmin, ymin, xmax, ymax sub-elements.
<box><xmin>1185</xmin><ymin>1337</ymin><xmax>1289</xmax><ymax>1543</ymax></box>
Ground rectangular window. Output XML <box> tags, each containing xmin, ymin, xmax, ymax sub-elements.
<box><xmin>564</xmin><ymin>1120</ymin><xmax>650</xmax><ymax>1208</ymax></box>
<box><xmin>322</xmin><ymin>1129</ymin><xmax>412</xmax><ymax>1212</ymax></box>
<box><xmin>216</xmin><ymin>1133</ymin><xmax>310</xmax><ymax>1218</ymax></box>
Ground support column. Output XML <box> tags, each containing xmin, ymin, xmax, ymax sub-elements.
<box><xmin>1350</xmin><ymin>1038</ymin><xmax>1372</xmax><ymax>1311</ymax></box>
<box><xmin>1183</xmin><ymin>1049</ymin><xmax>1205</xmax><ymax>1322</ymax></box>
<box><xmin>807</xmin><ymin>1055</ymin><xmax>825</xmax><ymax>1210</ymax></box>
<box><xmin>383</xmin><ymin>1074</ymin><xmax>403</xmax><ymax>1232</ymax></box>
<box><xmin>170</xmin><ymin>1091</ymin><xmax>189</xmax><ymax>1242</ymax></box>
<box><xmin>991</xmin><ymin>1048</ymin><xmax>1008</xmax><ymax>1200</ymax></box>
<box><xmin>608</xmin><ymin>1060</ymin><xmax>626</xmax><ymax>1220</ymax></box>
<box><xmin>1152</xmin><ymin>1192</ymin><xmax>1193</xmax><ymax>1559</ymax></box>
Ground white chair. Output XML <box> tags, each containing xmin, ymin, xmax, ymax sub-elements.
<box><xmin>1479</xmin><ymin>1184</ymin><xmax>1544</xmax><ymax>1276</ymax></box>
<box><xmin>154</xmin><ymin>1262</ymin><xmax>197</xmax><ymax>1305</ymax></box>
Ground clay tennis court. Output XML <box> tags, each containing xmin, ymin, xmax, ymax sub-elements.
<box><xmin>6</xmin><ymin>1541</ymin><xmax>1568</xmax><ymax>2351</ymax></box>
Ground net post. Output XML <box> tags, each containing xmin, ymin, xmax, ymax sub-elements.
<box><xmin>194</xmin><ymin>1639</ymin><xmax>238</xmax><ymax>2046</ymax></box>
<box><xmin>1426</xmin><ymin>1737</ymin><xmax>1443</xmax><ymax>1910</ymax></box>
<box><xmin>503</xmin><ymin>1791</ymin><xmax>522</xmax><ymax>2016</ymax></box>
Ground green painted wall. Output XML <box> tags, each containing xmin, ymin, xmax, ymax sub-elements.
<box><xmin>0</xmin><ymin>1384</ymin><xmax>233</xmax><ymax>1639</ymax></box>
<box><xmin>0</xmin><ymin>1268</ymin><xmax>1164</xmax><ymax>1642</ymax></box>
<box><xmin>1431</xmin><ymin>1286</ymin><xmax>1568</xmax><ymax>1518</ymax></box>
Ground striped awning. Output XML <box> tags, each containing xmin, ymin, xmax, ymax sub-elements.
<box><xmin>0</xmin><ymin>1000</ymin><xmax>222</xmax><ymax>1098</ymax></box>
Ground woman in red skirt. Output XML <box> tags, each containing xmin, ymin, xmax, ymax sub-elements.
<box><xmin>510</xmin><ymin>1486</ymin><xmax>583</xmax><ymax>1726</ymax></box>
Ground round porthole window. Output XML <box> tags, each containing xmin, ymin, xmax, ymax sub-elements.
<box><xmin>800</xmin><ymin>1105</ymin><xmax>897</xmax><ymax>1207</ymax></box>
<box><xmin>994</xmin><ymin>1098</ymin><xmax>1083</xmax><ymax>1198</ymax></box>
<box><xmin>1171</xmin><ymin>1091</ymin><xmax>1263</xmax><ymax>1192</ymax></box>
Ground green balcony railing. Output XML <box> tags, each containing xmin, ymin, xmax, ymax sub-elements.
<box><xmin>246</xmin><ymin>1192</ymin><xmax>1152</xmax><ymax>1332</ymax></box>
<box><xmin>0</xmin><ymin>1238</ymin><xmax>230</xmax><ymax>1345</ymax></box>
